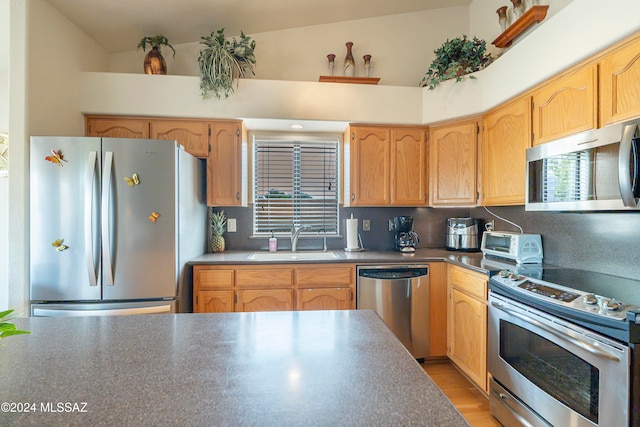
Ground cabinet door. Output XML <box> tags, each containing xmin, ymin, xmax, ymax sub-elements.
<box><xmin>429</xmin><ymin>120</ymin><xmax>478</xmax><ymax>206</ymax></box>
<box><xmin>236</xmin><ymin>289</ymin><xmax>293</xmax><ymax>312</ymax></box>
<box><xmin>390</xmin><ymin>127</ymin><xmax>428</xmax><ymax>206</ymax></box>
<box><xmin>207</xmin><ymin>121</ymin><xmax>243</xmax><ymax>206</ymax></box>
<box><xmin>196</xmin><ymin>290</ymin><xmax>234</xmax><ymax>313</ymax></box>
<box><xmin>532</xmin><ymin>64</ymin><xmax>597</xmax><ymax>146</ymax></box>
<box><xmin>447</xmin><ymin>287</ymin><xmax>487</xmax><ymax>392</ymax></box>
<box><xmin>482</xmin><ymin>97</ymin><xmax>531</xmax><ymax>206</ymax></box>
<box><xmin>600</xmin><ymin>35</ymin><xmax>640</xmax><ymax>125</ymax></box>
<box><xmin>348</xmin><ymin>126</ymin><xmax>390</xmax><ymax>206</ymax></box>
<box><xmin>85</xmin><ymin>116</ymin><xmax>149</xmax><ymax>138</ymax></box>
<box><xmin>297</xmin><ymin>288</ymin><xmax>352</xmax><ymax>310</ymax></box>
<box><xmin>150</xmin><ymin>120</ymin><xmax>209</xmax><ymax>158</ymax></box>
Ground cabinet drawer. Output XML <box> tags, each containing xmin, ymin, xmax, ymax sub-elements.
<box><xmin>449</xmin><ymin>265</ymin><xmax>487</xmax><ymax>300</ymax></box>
<box><xmin>236</xmin><ymin>268</ymin><xmax>294</xmax><ymax>287</ymax></box>
<box><xmin>296</xmin><ymin>266</ymin><xmax>353</xmax><ymax>286</ymax></box>
<box><xmin>195</xmin><ymin>268</ymin><xmax>234</xmax><ymax>289</ymax></box>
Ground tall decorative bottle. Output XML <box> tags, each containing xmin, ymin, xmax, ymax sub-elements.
<box><xmin>344</xmin><ymin>42</ymin><xmax>355</xmax><ymax>77</ymax></box>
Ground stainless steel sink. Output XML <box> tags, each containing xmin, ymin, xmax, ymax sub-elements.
<box><xmin>247</xmin><ymin>251</ymin><xmax>339</xmax><ymax>261</ymax></box>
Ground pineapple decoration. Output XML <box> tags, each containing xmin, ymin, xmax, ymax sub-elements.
<box><xmin>209</xmin><ymin>210</ymin><xmax>227</xmax><ymax>253</ymax></box>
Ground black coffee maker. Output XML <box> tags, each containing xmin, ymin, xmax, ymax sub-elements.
<box><xmin>393</xmin><ymin>216</ymin><xmax>419</xmax><ymax>252</ymax></box>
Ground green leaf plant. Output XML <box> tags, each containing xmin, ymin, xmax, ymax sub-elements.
<box><xmin>198</xmin><ymin>28</ymin><xmax>256</xmax><ymax>99</ymax></box>
<box><xmin>0</xmin><ymin>309</ymin><xmax>31</xmax><ymax>341</ymax></box>
<box><xmin>420</xmin><ymin>35</ymin><xmax>494</xmax><ymax>90</ymax></box>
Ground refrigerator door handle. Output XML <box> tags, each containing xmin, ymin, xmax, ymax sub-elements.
<box><xmin>32</xmin><ymin>305</ymin><xmax>173</xmax><ymax>317</ymax></box>
<box><xmin>85</xmin><ymin>150</ymin><xmax>98</xmax><ymax>287</ymax></box>
<box><xmin>102</xmin><ymin>151</ymin><xmax>114</xmax><ymax>286</ymax></box>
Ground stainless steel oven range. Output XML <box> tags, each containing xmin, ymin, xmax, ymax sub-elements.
<box><xmin>488</xmin><ymin>268</ymin><xmax>640</xmax><ymax>427</ymax></box>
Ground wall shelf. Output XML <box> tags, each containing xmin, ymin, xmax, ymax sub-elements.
<box><xmin>319</xmin><ymin>76</ymin><xmax>380</xmax><ymax>85</ymax></box>
<box><xmin>492</xmin><ymin>5</ymin><xmax>549</xmax><ymax>48</ymax></box>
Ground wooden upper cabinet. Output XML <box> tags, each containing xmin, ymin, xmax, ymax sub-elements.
<box><xmin>532</xmin><ymin>64</ymin><xmax>597</xmax><ymax>146</ymax></box>
<box><xmin>150</xmin><ymin>120</ymin><xmax>209</xmax><ymax>158</ymax></box>
<box><xmin>390</xmin><ymin>127</ymin><xmax>428</xmax><ymax>206</ymax></box>
<box><xmin>429</xmin><ymin>119</ymin><xmax>478</xmax><ymax>206</ymax></box>
<box><xmin>482</xmin><ymin>97</ymin><xmax>532</xmax><ymax>206</ymax></box>
<box><xmin>600</xmin><ymin>34</ymin><xmax>640</xmax><ymax>126</ymax></box>
<box><xmin>347</xmin><ymin>126</ymin><xmax>390</xmax><ymax>206</ymax></box>
<box><xmin>207</xmin><ymin>121</ymin><xmax>243</xmax><ymax>206</ymax></box>
<box><xmin>85</xmin><ymin>116</ymin><xmax>150</xmax><ymax>139</ymax></box>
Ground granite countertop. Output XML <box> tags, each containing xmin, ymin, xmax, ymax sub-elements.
<box><xmin>189</xmin><ymin>248</ymin><xmax>491</xmax><ymax>275</ymax></box>
<box><xmin>1</xmin><ymin>310</ymin><xmax>469</xmax><ymax>427</ymax></box>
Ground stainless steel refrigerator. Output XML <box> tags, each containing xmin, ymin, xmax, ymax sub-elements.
<box><xmin>30</xmin><ymin>136</ymin><xmax>206</xmax><ymax>316</ymax></box>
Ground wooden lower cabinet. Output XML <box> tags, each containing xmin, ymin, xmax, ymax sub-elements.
<box><xmin>193</xmin><ymin>264</ymin><xmax>355</xmax><ymax>313</ymax></box>
<box><xmin>237</xmin><ymin>289</ymin><xmax>294</xmax><ymax>312</ymax></box>
<box><xmin>447</xmin><ymin>265</ymin><xmax>489</xmax><ymax>393</ymax></box>
<box><xmin>196</xmin><ymin>290</ymin><xmax>234</xmax><ymax>313</ymax></box>
<box><xmin>297</xmin><ymin>288</ymin><xmax>351</xmax><ymax>310</ymax></box>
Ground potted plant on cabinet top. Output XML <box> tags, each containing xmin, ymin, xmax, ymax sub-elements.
<box><xmin>198</xmin><ymin>28</ymin><xmax>256</xmax><ymax>99</ymax></box>
<box><xmin>419</xmin><ymin>35</ymin><xmax>494</xmax><ymax>90</ymax></box>
<box><xmin>137</xmin><ymin>34</ymin><xmax>176</xmax><ymax>75</ymax></box>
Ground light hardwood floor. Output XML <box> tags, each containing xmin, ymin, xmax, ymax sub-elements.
<box><xmin>422</xmin><ymin>360</ymin><xmax>501</xmax><ymax>427</ymax></box>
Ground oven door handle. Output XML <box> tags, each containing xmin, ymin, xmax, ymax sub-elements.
<box><xmin>490</xmin><ymin>301</ymin><xmax>621</xmax><ymax>362</ymax></box>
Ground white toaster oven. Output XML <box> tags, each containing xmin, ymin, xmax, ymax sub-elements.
<box><xmin>480</xmin><ymin>231</ymin><xmax>543</xmax><ymax>264</ymax></box>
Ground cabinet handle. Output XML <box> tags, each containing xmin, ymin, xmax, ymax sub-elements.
<box><xmin>351</xmin><ymin>193</ymin><xmax>355</xmax><ymax>201</ymax></box>
<box><xmin>352</xmin><ymin>132</ymin><xmax>355</xmax><ymax>140</ymax></box>
<box><xmin>236</xmin><ymin>192</ymin><xmax>240</xmax><ymax>200</ymax></box>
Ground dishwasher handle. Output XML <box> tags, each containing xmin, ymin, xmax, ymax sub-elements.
<box><xmin>358</xmin><ymin>267</ymin><xmax>428</xmax><ymax>280</ymax></box>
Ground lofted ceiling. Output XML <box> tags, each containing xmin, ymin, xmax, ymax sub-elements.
<box><xmin>46</xmin><ymin>0</ymin><xmax>472</xmax><ymax>53</ymax></box>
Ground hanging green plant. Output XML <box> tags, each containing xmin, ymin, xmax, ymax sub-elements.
<box><xmin>198</xmin><ymin>28</ymin><xmax>256</xmax><ymax>99</ymax></box>
<box><xmin>419</xmin><ymin>35</ymin><xmax>494</xmax><ymax>90</ymax></box>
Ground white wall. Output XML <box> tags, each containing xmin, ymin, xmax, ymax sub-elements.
<box><xmin>469</xmin><ymin>0</ymin><xmax>574</xmax><ymax>58</ymax></box>
<box><xmin>7</xmin><ymin>0</ymin><xmax>109</xmax><ymax>314</ymax></box>
<box><xmin>109</xmin><ymin>7</ymin><xmax>470</xmax><ymax>88</ymax></box>
<box><xmin>1</xmin><ymin>0</ymin><xmax>10</xmax><ymax>311</ymax></box>
<box><xmin>423</xmin><ymin>0</ymin><xmax>640</xmax><ymax>123</ymax></box>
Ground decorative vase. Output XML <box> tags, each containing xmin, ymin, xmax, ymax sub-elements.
<box><xmin>363</xmin><ymin>55</ymin><xmax>372</xmax><ymax>77</ymax></box>
<box><xmin>327</xmin><ymin>54</ymin><xmax>336</xmax><ymax>76</ymax></box>
<box><xmin>344</xmin><ymin>42</ymin><xmax>355</xmax><ymax>77</ymax></box>
<box><xmin>511</xmin><ymin>0</ymin><xmax>525</xmax><ymax>19</ymax></box>
<box><xmin>497</xmin><ymin>6</ymin><xmax>508</xmax><ymax>32</ymax></box>
<box><xmin>143</xmin><ymin>46</ymin><xmax>167</xmax><ymax>75</ymax></box>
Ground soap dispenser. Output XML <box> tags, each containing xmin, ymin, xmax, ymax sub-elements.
<box><xmin>269</xmin><ymin>232</ymin><xmax>277</xmax><ymax>252</ymax></box>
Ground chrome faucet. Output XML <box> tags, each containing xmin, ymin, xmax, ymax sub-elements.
<box><xmin>291</xmin><ymin>224</ymin><xmax>311</xmax><ymax>252</ymax></box>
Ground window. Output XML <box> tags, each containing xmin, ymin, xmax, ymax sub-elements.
<box><xmin>253</xmin><ymin>133</ymin><xmax>339</xmax><ymax>236</ymax></box>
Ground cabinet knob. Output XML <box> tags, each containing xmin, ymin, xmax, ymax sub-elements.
<box><xmin>351</xmin><ymin>193</ymin><xmax>355</xmax><ymax>201</ymax></box>
<box><xmin>236</xmin><ymin>192</ymin><xmax>240</xmax><ymax>200</ymax></box>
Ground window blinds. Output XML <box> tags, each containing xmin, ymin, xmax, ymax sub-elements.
<box><xmin>542</xmin><ymin>150</ymin><xmax>591</xmax><ymax>202</ymax></box>
<box><xmin>253</xmin><ymin>138</ymin><xmax>339</xmax><ymax>235</ymax></box>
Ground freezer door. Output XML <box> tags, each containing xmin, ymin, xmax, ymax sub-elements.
<box><xmin>101</xmin><ymin>138</ymin><xmax>178</xmax><ymax>300</ymax></box>
<box><xmin>30</xmin><ymin>136</ymin><xmax>102</xmax><ymax>301</ymax></box>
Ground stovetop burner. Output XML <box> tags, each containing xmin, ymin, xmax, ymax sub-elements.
<box><xmin>489</xmin><ymin>267</ymin><xmax>640</xmax><ymax>343</ymax></box>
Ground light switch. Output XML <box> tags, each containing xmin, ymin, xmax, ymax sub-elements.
<box><xmin>227</xmin><ymin>218</ymin><xmax>237</xmax><ymax>232</ymax></box>
<box><xmin>362</xmin><ymin>219</ymin><xmax>370</xmax><ymax>231</ymax></box>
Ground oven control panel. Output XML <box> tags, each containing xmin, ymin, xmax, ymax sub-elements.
<box><xmin>492</xmin><ymin>270</ymin><xmax>638</xmax><ymax>320</ymax></box>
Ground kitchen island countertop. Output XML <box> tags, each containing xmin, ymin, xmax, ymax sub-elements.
<box><xmin>1</xmin><ymin>310</ymin><xmax>469</xmax><ymax>426</ymax></box>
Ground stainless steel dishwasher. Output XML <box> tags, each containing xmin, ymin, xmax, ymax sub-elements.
<box><xmin>356</xmin><ymin>265</ymin><xmax>429</xmax><ymax>360</ymax></box>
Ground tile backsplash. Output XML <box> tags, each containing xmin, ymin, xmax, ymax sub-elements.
<box><xmin>211</xmin><ymin>205</ymin><xmax>640</xmax><ymax>280</ymax></box>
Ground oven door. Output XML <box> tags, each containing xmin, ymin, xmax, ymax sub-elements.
<box><xmin>488</xmin><ymin>293</ymin><xmax>630</xmax><ymax>427</ymax></box>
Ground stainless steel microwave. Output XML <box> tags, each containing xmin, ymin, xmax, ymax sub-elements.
<box><xmin>526</xmin><ymin>119</ymin><xmax>640</xmax><ymax>211</ymax></box>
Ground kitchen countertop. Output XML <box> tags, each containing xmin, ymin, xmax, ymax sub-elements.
<box><xmin>189</xmin><ymin>248</ymin><xmax>491</xmax><ymax>275</ymax></box>
<box><xmin>1</xmin><ymin>310</ymin><xmax>469</xmax><ymax>427</ymax></box>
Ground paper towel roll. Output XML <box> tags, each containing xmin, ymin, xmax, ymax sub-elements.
<box><xmin>346</xmin><ymin>218</ymin><xmax>359</xmax><ymax>249</ymax></box>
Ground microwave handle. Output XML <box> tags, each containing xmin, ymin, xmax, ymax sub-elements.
<box><xmin>618</xmin><ymin>123</ymin><xmax>639</xmax><ymax>207</ymax></box>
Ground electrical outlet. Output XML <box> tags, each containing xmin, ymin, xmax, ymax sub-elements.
<box><xmin>389</xmin><ymin>219</ymin><xmax>394</xmax><ymax>232</ymax></box>
<box><xmin>362</xmin><ymin>219</ymin><xmax>370</xmax><ymax>231</ymax></box>
<box><xmin>227</xmin><ymin>218</ymin><xmax>237</xmax><ymax>232</ymax></box>
<box><xmin>486</xmin><ymin>220</ymin><xmax>494</xmax><ymax>232</ymax></box>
